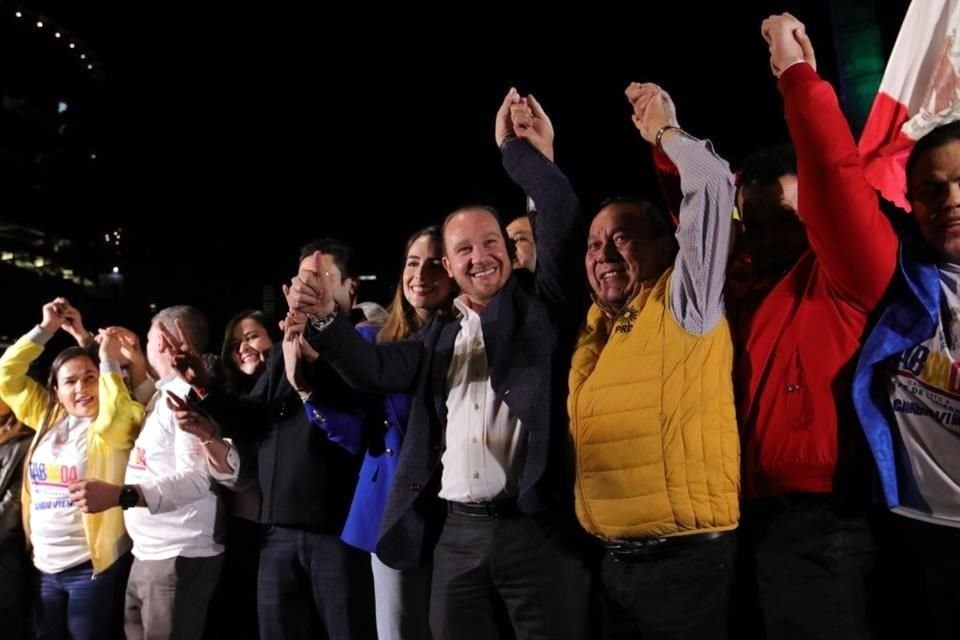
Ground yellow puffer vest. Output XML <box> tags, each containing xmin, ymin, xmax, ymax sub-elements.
<box><xmin>568</xmin><ymin>268</ymin><xmax>739</xmax><ymax>539</ymax></box>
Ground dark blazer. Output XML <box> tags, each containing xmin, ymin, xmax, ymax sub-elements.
<box><xmin>199</xmin><ymin>340</ymin><xmax>367</xmax><ymax>531</ymax></box>
<box><xmin>308</xmin><ymin>139</ymin><xmax>587</xmax><ymax>568</ymax></box>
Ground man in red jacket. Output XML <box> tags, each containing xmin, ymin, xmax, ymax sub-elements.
<box><xmin>734</xmin><ymin>13</ymin><xmax>898</xmax><ymax>640</ymax></box>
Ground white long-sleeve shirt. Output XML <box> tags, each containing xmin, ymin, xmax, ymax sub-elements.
<box><xmin>124</xmin><ymin>375</ymin><xmax>238</xmax><ymax>560</ymax></box>
<box><xmin>439</xmin><ymin>299</ymin><xmax>526</xmax><ymax>503</ymax></box>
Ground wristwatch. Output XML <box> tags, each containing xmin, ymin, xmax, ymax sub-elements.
<box><xmin>119</xmin><ymin>485</ymin><xmax>140</xmax><ymax>510</ymax></box>
<box><xmin>307</xmin><ymin>303</ymin><xmax>341</xmax><ymax>332</ymax></box>
<box><xmin>225</xmin><ymin>441</ymin><xmax>240</xmax><ymax>474</ymax></box>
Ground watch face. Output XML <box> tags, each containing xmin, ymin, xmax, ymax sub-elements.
<box><xmin>226</xmin><ymin>447</ymin><xmax>240</xmax><ymax>473</ymax></box>
<box><xmin>120</xmin><ymin>487</ymin><xmax>138</xmax><ymax>509</ymax></box>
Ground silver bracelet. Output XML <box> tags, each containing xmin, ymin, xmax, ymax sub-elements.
<box><xmin>307</xmin><ymin>303</ymin><xmax>340</xmax><ymax>332</ymax></box>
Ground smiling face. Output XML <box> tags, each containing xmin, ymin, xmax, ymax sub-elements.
<box><xmin>54</xmin><ymin>355</ymin><xmax>99</xmax><ymax>418</ymax></box>
<box><xmin>403</xmin><ymin>233</ymin><xmax>453</xmax><ymax>317</ymax></box>
<box><xmin>442</xmin><ymin>208</ymin><xmax>513</xmax><ymax>308</ymax></box>
<box><xmin>231</xmin><ymin>317</ymin><xmax>274</xmax><ymax>376</ymax></box>
<box><xmin>585</xmin><ymin>202</ymin><xmax>674</xmax><ymax>309</ymax></box>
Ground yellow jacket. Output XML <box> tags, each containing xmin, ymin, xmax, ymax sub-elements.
<box><xmin>568</xmin><ymin>269</ymin><xmax>739</xmax><ymax>539</ymax></box>
<box><xmin>0</xmin><ymin>330</ymin><xmax>143</xmax><ymax>573</ymax></box>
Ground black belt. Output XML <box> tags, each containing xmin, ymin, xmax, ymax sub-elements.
<box><xmin>446</xmin><ymin>500</ymin><xmax>520</xmax><ymax>519</ymax></box>
<box><xmin>603</xmin><ymin>530</ymin><xmax>731</xmax><ymax>561</ymax></box>
<box><xmin>746</xmin><ymin>493</ymin><xmax>838</xmax><ymax>514</ymax></box>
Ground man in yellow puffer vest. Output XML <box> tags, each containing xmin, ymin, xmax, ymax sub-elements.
<box><xmin>569</xmin><ymin>83</ymin><xmax>740</xmax><ymax>639</ymax></box>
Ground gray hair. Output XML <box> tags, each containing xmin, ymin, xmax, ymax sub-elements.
<box><xmin>151</xmin><ymin>305</ymin><xmax>209</xmax><ymax>352</ymax></box>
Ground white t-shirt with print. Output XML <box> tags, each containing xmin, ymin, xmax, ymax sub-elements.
<box><xmin>28</xmin><ymin>415</ymin><xmax>91</xmax><ymax>573</ymax></box>
<box><xmin>886</xmin><ymin>262</ymin><xmax>960</xmax><ymax>527</ymax></box>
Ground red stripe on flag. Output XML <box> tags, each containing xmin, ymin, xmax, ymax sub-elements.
<box><xmin>859</xmin><ymin>92</ymin><xmax>914</xmax><ymax>211</ymax></box>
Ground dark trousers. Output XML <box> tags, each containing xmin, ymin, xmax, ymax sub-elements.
<box><xmin>873</xmin><ymin>513</ymin><xmax>960</xmax><ymax>640</ymax></box>
<box><xmin>739</xmin><ymin>496</ymin><xmax>876</xmax><ymax>640</ymax></box>
<box><xmin>598</xmin><ymin>531</ymin><xmax>735</xmax><ymax>640</ymax></box>
<box><xmin>257</xmin><ymin>525</ymin><xmax>376</xmax><ymax>640</ymax></box>
<box><xmin>0</xmin><ymin>602</ymin><xmax>27</xmax><ymax>640</ymax></box>
<box><xmin>34</xmin><ymin>553</ymin><xmax>131</xmax><ymax>640</ymax></box>
<box><xmin>430</xmin><ymin>507</ymin><xmax>591</xmax><ymax>640</ymax></box>
<box><xmin>203</xmin><ymin>516</ymin><xmax>261</xmax><ymax>640</ymax></box>
<box><xmin>0</xmin><ymin>545</ymin><xmax>30</xmax><ymax>640</ymax></box>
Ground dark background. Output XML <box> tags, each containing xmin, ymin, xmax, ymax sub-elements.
<box><xmin>0</xmin><ymin>0</ymin><xmax>911</xmax><ymax>349</ymax></box>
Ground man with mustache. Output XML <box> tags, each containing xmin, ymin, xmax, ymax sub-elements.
<box><xmin>569</xmin><ymin>81</ymin><xmax>740</xmax><ymax>639</ymax></box>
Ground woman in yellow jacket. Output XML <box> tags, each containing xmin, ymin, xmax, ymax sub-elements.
<box><xmin>0</xmin><ymin>298</ymin><xmax>143</xmax><ymax>640</ymax></box>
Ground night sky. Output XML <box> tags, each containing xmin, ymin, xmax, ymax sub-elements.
<box><xmin>1</xmin><ymin>0</ymin><xmax>910</xmax><ymax>345</ymax></box>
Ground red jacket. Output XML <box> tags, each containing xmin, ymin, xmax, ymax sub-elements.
<box><xmin>737</xmin><ymin>63</ymin><xmax>898</xmax><ymax>499</ymax></box>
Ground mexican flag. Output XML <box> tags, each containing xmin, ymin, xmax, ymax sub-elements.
<box><xmin>859</xmin><ymin>0</ymin><xmax>960</xmax><ymax>211</ymax></box>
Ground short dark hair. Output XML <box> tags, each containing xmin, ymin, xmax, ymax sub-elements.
<box><xmin>740</xmin><ymin>143</ymin><xmax>797</xmax><ymax>186</ymax></box>
<box><xmin>906</xmin><ymin>120</ymin><xmax>960</xmax><ymax>194</ymax></box>
<box><xmin>596</xmin><ymin>196</ymin><xmax>674</xmax><ymax>238</ymax></box>
<box><xmin>298</xmin><ymin>238</ymin><xmax>357</xmax><ymax>280</ymax></box>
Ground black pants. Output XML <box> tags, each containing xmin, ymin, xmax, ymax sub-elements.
<box><xmin>203</xmin><ymin>516</ymin><xmax>261</xmax><ymax>640</ymax></box>
<box><xmin>0</xmin><ymin>603</ymin><xmax>26</xmax><ymax>640</ymax></box>
<box><xmin>873</xmin><ymin>513</ymin><xmax>960</xmax><ymax>640</ymax></box>
<box><xmin>430</xmin><ymin>508</ymin><xmax>591</xmax><ymax>640</ymax></box>
<box><xmin>0</xmin><ymin>545</ymin><xmax>30</xmax><ymax>640</ymax></box>
<box><xmin>598</xmin><ymin>531</ymin><xmax>735</xmax><ymax>640</ymax></box>
<box><xmin>739</xmin><ymin>496</ymin><xmax>876</xmax><ymax>640</ymax></box>
<box><xmin>257</xmin><ymin>526</ymin><xmax>375</xmax><ymax>640</ymax></box>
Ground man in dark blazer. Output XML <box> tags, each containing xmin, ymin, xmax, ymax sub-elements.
<box><xmin>191</xmin><ymin>239</ymin><xmax>377</xmax><ymax>640</ymax></box>
<box><xmin>292</xmin><ymin>89</ymin><xmax>591</xmax><ymax>640</ymax></box>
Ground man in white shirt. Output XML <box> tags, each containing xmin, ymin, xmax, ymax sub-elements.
<box><xmin>72</xmin><ymin>306</ymin><xmax>237</xmax><ymax>640</ymax></box>
<box><xmin>296</xmin><ymin>91</ymin><xmax>591</xmax><ymax>639</ymax></box>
